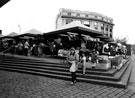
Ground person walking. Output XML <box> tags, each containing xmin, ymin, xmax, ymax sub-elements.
<box><xmin>67</xmin><ymin>47</ymin><xmax>79</xmax><ymax>85</ymax></box>
<box><xmin>80</xmin><ymin>52</ymin><xmax>86</xmax><ymax>75</ymax></box>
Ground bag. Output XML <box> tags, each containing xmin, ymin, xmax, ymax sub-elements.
<box><xmin>70</xmin><ymin>61</ymin><xmax>78</xmax><ymax>72</ymax></box>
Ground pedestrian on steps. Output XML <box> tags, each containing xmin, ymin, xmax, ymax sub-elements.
<box><xmin>80</xmin><ymin>52</ymin><xmax>86</xmax><ymax>75</ymax></box>
<box><xmin>66</xmin><ymin>47</ymin><xmax>79</xmax><ymax>85</ymax></box>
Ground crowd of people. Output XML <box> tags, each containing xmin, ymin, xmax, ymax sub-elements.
<box><xmin>0</xmin><ymin>35</ymin><xmax>127</xmax><ymax>62</ymax></box>
<box><xmin>0</xmin><ymin>39</ymin><xmax>46</xmax><ymax>56</ymax></box>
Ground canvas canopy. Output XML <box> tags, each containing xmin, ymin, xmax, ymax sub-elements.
<box><xmin>16</xmin><ymin>29</ymin><xmax>43</xmax><ymax>38</ymax></box>
<box><xmin>43</xmin><ymin>21</ymin><xmax>104</xmax><ymax>37</ymax></box>
<box><xmin>0</xmin><ymin>32</ymin><xmax>18</xmax><ymax>39</ymax></box>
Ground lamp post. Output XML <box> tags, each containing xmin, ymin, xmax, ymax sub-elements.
<box><xmin>18</xmin><ymin>25</ymin><xmax>21</xmax><ymax>34</ymax></box>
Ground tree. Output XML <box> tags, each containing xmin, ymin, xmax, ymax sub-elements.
<box><xmin>114</xmin><ymin>37</ymin><xmax>128</xmax><ymax>45</ymax></box>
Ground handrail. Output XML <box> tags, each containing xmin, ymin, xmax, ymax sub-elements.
<box><xmin>1</xmin><ymin>46</ymin><xmax>12</xmax><ymax>55</ymax></box>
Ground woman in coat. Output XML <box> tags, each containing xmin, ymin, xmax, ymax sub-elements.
<box><xmin>66</xmin><ymin>47</ymin><xmax>79</xmax><ymax>85</ymax></box>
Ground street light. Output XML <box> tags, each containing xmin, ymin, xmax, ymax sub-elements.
<box><xmin>18</xmin><ymin>25</ymin><xmax>21</xmax><ymax>34</ymax></box>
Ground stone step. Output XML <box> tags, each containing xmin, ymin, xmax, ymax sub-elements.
<box><xmin>1</xmin><ymin>61</ymin><xmax>113</xmax><ymax>73</ymax></box>
<box><xmin>0</xmin><ymin>56</ymin><xmax>130</xmax><ymax>76</ymax></box>
<box><xmin>3</xmin><ymin>54</ymin><xmax>127</xmax><ymax>71</ymax></box>
<box><xmin>0</xmin><ymin>54</ymin><xmax>132</xmax><ymax>88</ymax></box>
<box><xmin>0</xmin><ymin>59</ymin><xmax>110</xmax><ymax>72</ymax></box>
<box><xmin>0</xmin><ymin>60</ymin><xmax>130</xmax><ymax>82</ymax></box>
<box><xmin>0</xmin><ymin>58</ymin><xmax>128</xmax><ymax>77</ymax></box>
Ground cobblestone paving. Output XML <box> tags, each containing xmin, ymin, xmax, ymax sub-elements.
<box><xmin>0</xmin><ymin>71</ymin><xmax>135</xmax><ymax>98</ymax></box>
<box><xmin>128</xmin><ymin>55</ymin><xmax>135</xmax><ymax>91</ymax></box>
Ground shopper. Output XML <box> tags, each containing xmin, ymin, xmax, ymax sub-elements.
<box><xmin>24</xmin><ymin>40</ymin><xmax>29</xmax><ymax>56</ymax></box>
<box><xmin>17</xmin><ymin>42</ymin><xmax>23</xmax><ymax>55</ymax></box>
<box><xmin>66</xmin><ymin>47</ymin><xmax>79</xmax><ymax>85</ymax></box>
<box><xmin>80</xmin><ymin>52</ymin><xmax>86</xmax><ymax>75</ymax></box>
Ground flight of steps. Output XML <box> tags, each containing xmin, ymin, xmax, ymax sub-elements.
<box><xmin>0</xmin><ymin>54</ymin><xmax>132</xmax><ymax>88</ymax></box>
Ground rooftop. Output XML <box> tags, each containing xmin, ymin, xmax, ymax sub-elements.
<box><xmin>59</xmin><ymin>8</ymin><xmax>113</xmax><ymax>22</ymax></box>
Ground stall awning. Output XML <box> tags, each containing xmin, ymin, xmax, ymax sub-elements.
<box><xmin>15</xmin><ymin>29</ymin><xmax>43</xmax><ymax>38</ymax></box>
<box><xmin>43</xmin><ymin>21</ymin><xmax>104</xmax><ymax>37</ymax></box>
<box><xmin>0</xmin><ymin>32</ymin><xmax>18</xmax><ymax>39</ymax></box>
<box><xmin>100</xmin><ymin>38</ymin><xmax>114</xmax><ymax>42</ymax></box>
<box><xmin>108</xmin><ymin>41</ymin><xmax>117</xmax><ymax>45</ymax></box>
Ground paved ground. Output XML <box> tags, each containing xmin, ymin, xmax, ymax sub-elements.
<box><xmin>0</xmin><ymin>70</ymin><xmax>135</xmax><ymax>98</ymax></box>
<box><xmin>128</xmin><ymin>55</ymin><xmax>135</xmax><ymax>91</ymax></box>
<box><xmin>1</xmin><ymin>54</ymin><xmax>135</xmax><ymax>98</ymax></box>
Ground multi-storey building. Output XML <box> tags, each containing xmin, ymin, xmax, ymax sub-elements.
<box><xmin>56</xmin><ymin>8</ymin><xmax>114</xmax><ymax>38</ymax></box>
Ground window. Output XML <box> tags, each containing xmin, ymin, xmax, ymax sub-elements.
<box><xmin>98</xmin><ymin>16</ymin><xmax>102</xmax><ymax>20</ymax></box>
<box><xmin>106</xmin><ymin>27</ymin><xmax>108</xmax><ymax>31</ymax></box>
<box><xmin>110</xmin><ymin>26</ymin><xmax>113</xmax><ymax>32</ymax></box>
<box><xmin>94</xmin><ymin>22</ymin><xmax>98</xmax><ymax>30</ymax></box>
<box><xmin>67</xmin><ymin>12</ymin><xmax>71</xmax><ymax>16</ymax></box>
<box><xmin>101</xmin><ymin>24</ymin><xmax>104</xmax><ymax>30</ymax></box>
<box><xmin>110</xmin><ymin>28</ymin><xmax>112</xmax><ymax>32</ymax></box>
<box><xmin>101</xmin><ymin>23</ymin><xmax>103</xmax><ymax>27</ymax></box>
<box><xmin>76</xmin><ymin>13</ymin><xmax>80</xmax><ymax>17</ymax></box>
<box><xmin>95</xmin><ymin>27</ymin><xmax>98</xmax><ymax>30</ymax></box>
<box><xmin>94</xmin><ymin>22</ymin><xmax>98</xmax><ymax>26</ymax></box>
<box><xmin>101</xmin><ymin>27</ymin><xmax>104</xmax><ymax>30</ymax></box>
<box><xmin>94</xmin><ymin>15</ymin><xmax>97</xmax><ymax>18</ymax></box>
<box><xmin>84</xmin><ymin>24</ymin><xmax>90</xmax><ymax>27</ymax></box>
<box><xmin>110</xmin><ymin>33</ymin><xmax>112</xmax><ymax>38</ymax></box>
<box><xmin>106</xmin><ymin>25</ymin><xmax>108</xmax><ymax>31</ymax></box>
<box><xmin>85</xmin><ymin>14</ymin><xmax>89</xmax><ymax>18</ymax></box>
<box><xmin>66</xmin><ymin>18</ymin><xmax>73</xmax><ymax>24</ymax></box>
<box><xmin>83</xmin><ymin>21</ymin><xmax>90</xmax><ymax>27</ymax></box>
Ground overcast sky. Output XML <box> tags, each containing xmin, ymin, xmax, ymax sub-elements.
<box><xmin>0</xmin><ymin>0</ymin><xmax>135</xmax><ymax>44</ymax></box>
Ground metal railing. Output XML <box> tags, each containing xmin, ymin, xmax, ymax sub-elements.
<box><xmin>0</xmin><ymin>46</ymin><xmax>13</xmax><ymax>56</ymax></box>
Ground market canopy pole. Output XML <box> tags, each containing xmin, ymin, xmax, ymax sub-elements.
<box><xmin>0</xmin><ymin>0</ymin><xmax>11</xmax><ymax>8</ymax></box>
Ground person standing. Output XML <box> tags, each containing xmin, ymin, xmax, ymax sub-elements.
<box><xmin>17</xmin><ymin>42</ymin><xmax>23</xmax><ymax>55</ymax></box>
<box><xmin>24</xmin><ymin>40</ymin><xmax>29</xmax><ymax>56</ymax></box>
<box><xmin>80</xmin><ymin>52</ymin><xmax>86</xmax><ymax>75</ymax></box>
<box><xmin>66</xmin><ymin>47</ymin><xmax>79</xmax><ymax>85</ymax></box>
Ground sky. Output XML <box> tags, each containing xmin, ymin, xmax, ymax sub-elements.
<box><xmin>0</xmin><ymin>0</ymin><xmax>135</xmax><ymax>44</ymax></box>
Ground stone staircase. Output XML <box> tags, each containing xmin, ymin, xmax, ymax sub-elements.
<box><xmin>0</xmin><ymin>54</ymin><xmax>132</xmax><ymax>88</ymax></box>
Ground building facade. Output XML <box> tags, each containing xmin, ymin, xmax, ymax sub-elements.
<box><xmin>56</xmin><ymin>8</ymin><xmax>114</xmax><ymax>38</ymax></box>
